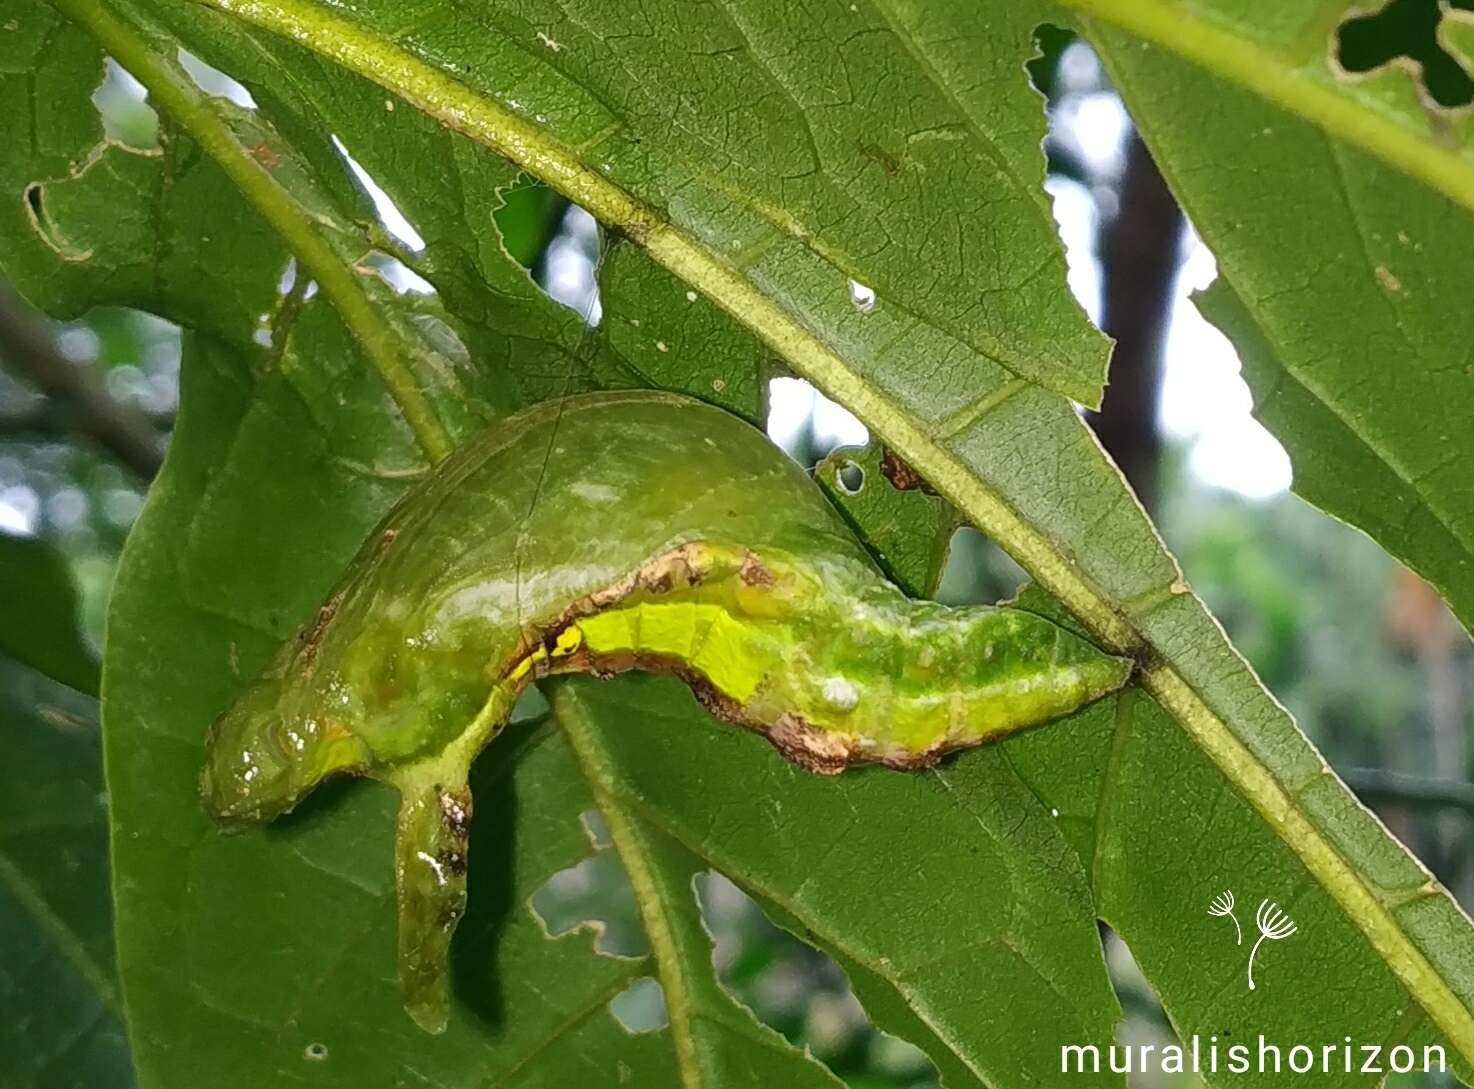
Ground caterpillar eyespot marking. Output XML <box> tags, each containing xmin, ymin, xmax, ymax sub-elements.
<box><xmin>200</xmin><ymin>389</ymin><xmax>1131</xmax><ymax>1033</ymax></box>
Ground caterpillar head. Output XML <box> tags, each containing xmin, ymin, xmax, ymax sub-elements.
<box><xmin>200</xmin><ymin>673</ymin><xmax>370</xmax><ymax>827</ymax></box>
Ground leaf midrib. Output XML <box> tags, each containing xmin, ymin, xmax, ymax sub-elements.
<box><xmin>71</xmin><ymin>0</ymin><xmax>1474</xmax><ymax>1068</ymax></box>
<box><xmin>556</xmin><ymin>687</ymin><xmax>706</xmax><ymax>1089</ymax></box>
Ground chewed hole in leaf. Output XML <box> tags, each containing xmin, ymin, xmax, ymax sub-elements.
<box><xmin>1035</xmin><ymin>34</ymin><xmax>1130</xmax><ymax>189</ymax></box>
<box><xmin>330</xmin><ymin>135</ymin><xmax>427</xmax><ymax>252</ymax></box>
<box><xmin>835</xmin><ymin>460</ymin><xmax>865</xmax><ymax>495</ymax></box>
<box><xmin>539</xmin><ymin>204</ymin><xmax>604</xmax><ymax>324</ymax></box>
<box><xmin>1026</xmin><ymin>23</ymin><xmax>1077</xmax><ymax>101</ymax></box>
<box><xmin>1335</xmin><ymin>0</ymin><xmax>1474</xmax><ymax>108</ymax></box>
<box><xmin>695</xmin><ymin>873</ymin><xmax>938</xmax><ymax>1083</ymax></box>
<box><xmin>492</xmin><ymin>174</ymin><xmax>570</xmax><ymax>275</ymax></box>
<box><xmin>848</xmin><ymin>278</ymin><xmax>876</xmax><ymax>312</ymax></box>
<box><xmin>1102</xmin><ymin>926</ymin><xmax>1184</xmax><ymax>1055</ymax></box>
<box><xmin>92</xmin><ymin>308</ymin><xmax>180</xmax><ymax>416</ymax></box>
<box><xmin>93</xmin><ymin>58</ymin><xmax>158</xmax><ymax>149</ymax></box>
<box><xmin>176</xmin><ymin>49</ymin><xmax>258</xmax><ymax>109</ymax></box>
<box><xmin>609</xmin><ymin>976</ymin><xmax>667</xmax><ymax>1034</ymax></box>
<box><xmin>24</xmin><ymin>184</ymin><xmax>90</xmax><ymax>262</ymax></box>
<box><xmin>356</xmin><ymin>251</ymin><xmax>435</xmax><ymax>296</ymax></box>
<box><xmin>491</xmin><ymin>184</ymin><xmax>605</xmax><ymax>326</ymax></box>
<box><xmin>528</xmin><ymin>849</ymin><xmax>648</xmax><ymax>958</ymax></box>
<box><xmin>766</xmin><ymin>377</ymin><xmax>869</xmax><ymax>468</ymax></box>
<box><xmin>935</xmin><ymin>526</ymin><xmax>1029</xmax><ymax>607</ymax></box>
<box><xmin>580</xmin><ymin>808</ymin><xmax>612</xmax><ymax>850</ymax></box>
<box><xmin>511</xmin><ymin>682</ymin><xmax>550</xmax><ymax>722</ymax></box>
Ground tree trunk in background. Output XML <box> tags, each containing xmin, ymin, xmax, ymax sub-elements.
<box><xmin>1089</xmin><ymin>133</ymin><xmax>1183</xmax><ymax>513</ymax></box>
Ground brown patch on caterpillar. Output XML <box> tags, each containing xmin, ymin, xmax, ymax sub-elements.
<box><xmin>436</xmin><ymin>845</ymin><xmax>468</xmax><ymax>881</ymax></box>
<box><xmin>435</xmin><ymin>786</ymin><xmax>471</xmax><ymax>881</ymax></box>
<box><xmin>299</xmin><ymin>593</ymin><xmax>343</xmax><ymax>668</ymax></box>
<box><xmin>880</xmin><ymin>447</ymin><xmax>934</xmax><ymax>493</ymax></box>
<box><xmin>677</xmin><ymin>668</ymin><xmax>859</xmax><ymax>775</ymax></box>
<box><xmin>568</xmin><ymin>541</ymin><xmax>706</xmax><ymax>607</ymax></box>
<box><xmin>439</xmin><ymin>786</ymin><xmax>472</xmax><ymax>842</ymax></box>
<box><xmin>500</xmin><ymin>542</ymin><xmax>716</xmax><ymax>668</ymax></box>
<box><xmin>439</xmin><ymin>851</ymin><xmax>468</xmax><ymax>881</ymax></box>
<box><xmin>739</xmin><ymin>552</ymin><xmax>774</xmax><ymax>587</ymax></box>
<box><xmin>766</xmin><ymin>714</ymin><xmax>856</xmax><ymax>775</ymax></box>
<box><xmin>881</xmin><ymin>746</ymin><xmax>943</xmax><ymax>771</ymax></box>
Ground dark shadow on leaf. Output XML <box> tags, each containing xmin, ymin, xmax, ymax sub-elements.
<box><xmin>267</xmin><ymin>772</ymin><xmax>375</xmax><ymax>833</ymax></box>
<box><xmin>449</xmin><ymin>717</ymin><xmax>530</xmax><ymax>1030</ymax></box>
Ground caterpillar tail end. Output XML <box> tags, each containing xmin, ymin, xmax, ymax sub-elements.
<box><xmin>392</xmin><ymin>771</ymin><xmax>474</xmax><ymax>1035</ymax></box>
<box><xmin>1050</xmin><ymin>613</ymin><xmax>1136</xmax><ymax>709</ymax></box>
<box><xmin>1093</xmin><ymin>652</ymin><xmax>1135</xmax><ymax>701</ymax></box>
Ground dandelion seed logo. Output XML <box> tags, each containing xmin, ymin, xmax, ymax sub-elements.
<box><xmin>1248</xmin><ymin>900</ymin><xmax>1297</xmax><ymax>991</ymax></box>
<box><xmin>1207</xmin><ymin>890</ymin><xmax>1242</xmax><ymax>945</ymax></box>
<box><xmin>1207</xmin><ymin>891</ymin><xmax>1297</xmax><ymax>990</ymax></box>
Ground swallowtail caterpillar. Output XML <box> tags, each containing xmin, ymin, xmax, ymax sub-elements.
<box><xmin>201</xmin><ymin>390</ymin><xmax>1131</xmax><ymax>1032</ymax></box>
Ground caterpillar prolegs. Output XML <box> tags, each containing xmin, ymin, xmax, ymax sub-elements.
<box><xmin>200</xmin><ymin>390</ymin><xmax>1131</xmax><ymax>1032</ymax></box>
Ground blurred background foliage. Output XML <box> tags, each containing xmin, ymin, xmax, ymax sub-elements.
<box><xmin>2</xmin><ymin>25</ymin><xmax>1471</xmax><ymax>1089</ymax></box>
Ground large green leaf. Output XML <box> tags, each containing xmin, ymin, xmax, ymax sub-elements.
<box><xmin>1051</xmin><ymin>0</ymin><xmax>1474</xmax><ymax>218</ymax></box>
<box><xmin>12</xmin><ymin>0</ymin><xmax>1474</xmax><ymax>1085</ymax></box>
<box><xmin>1088</xmin><ymin>29</ymin><xmax>1474</xmax><ymax>639</ymax></box>
<box><xmin>0</xmin><ymin>656</ymin><xmax>133</xmax><ymax>1088</ymax></box>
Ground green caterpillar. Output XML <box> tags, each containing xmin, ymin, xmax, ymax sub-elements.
<box><xmin>201</xmin><ymin>390</ymin><xmax>1131</xmax><ymax>1032</ymax></box>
